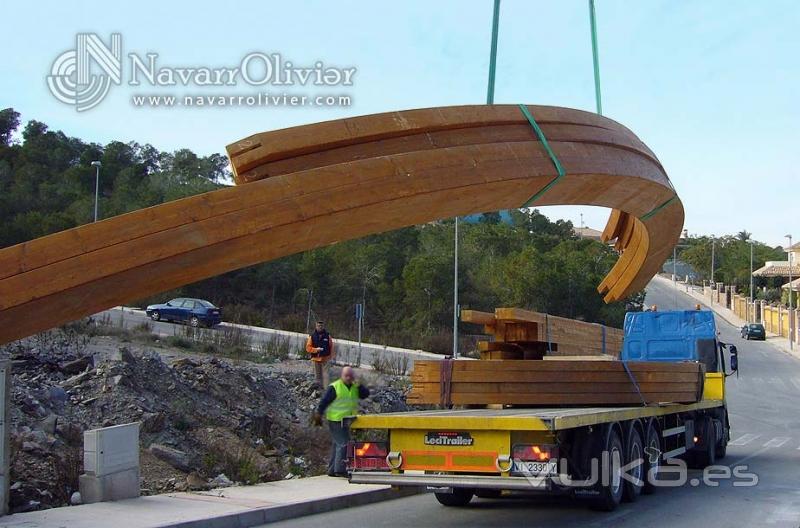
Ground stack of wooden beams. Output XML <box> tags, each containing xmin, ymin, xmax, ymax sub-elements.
<box><xmin>408</xmin><ymin>360</ymin><xmax>705</xmax><ymax>406</ymax></box>
<box><xmin>0</xmin><ymin>104</ymin><xmax>682</xmax><ymax>345</ymax></box>
<box><xmin>463</xmin><ymin>308</ymin><xmax>624</xmax><ymax>360</ymax></box>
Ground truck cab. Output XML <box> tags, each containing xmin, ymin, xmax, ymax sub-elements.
<box><xmin>622</xmin><ymin>309</ymin><xmax>738</xmax><ymax>401</ymax></box>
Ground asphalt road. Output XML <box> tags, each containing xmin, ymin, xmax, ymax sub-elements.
<box><xmin>265</xmin><ymin>278</ymin><xmax>800</xmax><ymax>528</ymax></box>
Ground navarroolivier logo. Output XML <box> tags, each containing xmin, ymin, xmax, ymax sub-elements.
<box><xmin>47</xmin><ymin>33</ymin><xmax>122</xmax><ymax>112</ymax></box>
<box><xmin>47</xmin><ymin>33</ymin><xmax>357</xmax><ymax>112</ymax></box>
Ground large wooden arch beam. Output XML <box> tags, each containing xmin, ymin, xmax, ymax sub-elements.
<box><xmin>0</xmin><ymin>105</ymin><xmax>682</xmax><ymax>345</ymax></box>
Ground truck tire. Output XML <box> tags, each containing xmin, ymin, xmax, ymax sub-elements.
<box><xmin>642</xmin><ymin>421</ymin><xmax>661</xmax><ymax>495</ymax></box>
<box><xmin>689</xmin><ymin>417</ymin><xmax>716</xmax><ymax>469</ymax></box>
<box><xmin>591</xmin><ymin>426</ymin><xmax>625</xmax><ymax>511</ymax></box>
<box><xmin>623</xmin><ymin>425</ymin><xmax>644</xmax><ymax>502</ymax></box>
<box><xmin>715</xmin><ymin>411</ymin><xmax>729</xmax><ymax>459</ymax></box>
<box><xmin>715</xmin><ymin>439</ymin><xmax>727</xmax><ymax>459</ymax></box>
<box><xmin>434</xmin><ymin>488</ymin><xmax>474</xmax><ymax>507</ymax></box>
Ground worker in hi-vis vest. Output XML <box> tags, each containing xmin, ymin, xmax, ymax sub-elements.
<box><xmin>313</xmin><ymin>366</ymin><xmax>370</xmax><ymax>477</ymax></box>
<box><xmin>306</xmin><ymin>320</ymin><xmax>335</xmax><ymax>387</ymax></box>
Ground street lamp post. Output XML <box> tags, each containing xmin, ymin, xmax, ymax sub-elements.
<box><xmin>90</xmin><ymin>161</ymin><xmax>101</xmax><ymax>222</ymax></box>
<box><xmin>787</xmin><ymin>234</ymin><xmax>794</xmax><ymax>350</ymax></box>
<box><xmin>453</xmin><ymin>217</ymin><xmax>459</xmax><ymax>358</ymax></box>
<box><xmin>710</xmin><ymin>235</ymin><xmax>716</xmax><ymax>288</ymax></box>
<box><xmin>451</xmin><ymin>0</ymin><xmax>501</xmax><ymax>359</ymax></box>
<box><xmin>749</xmin><ymin>240</ymin><xmax>755</xmax><ymax>322</ymax></box>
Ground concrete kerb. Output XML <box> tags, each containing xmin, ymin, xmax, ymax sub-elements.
<box><xmin>0</xmin><ymin>479</ymin><xmax>424</xmax><ymax>528</ymax></box>
<box><xmin>160</xmin><ymin>485</ymin><xmax>422</xmax><ymax>528</ymax></box>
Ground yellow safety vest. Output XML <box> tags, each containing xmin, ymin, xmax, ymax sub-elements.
<box><xmin>326</xmin><ymin>379</ymin><xmax>360</xmax><ymax>422</ymax></box>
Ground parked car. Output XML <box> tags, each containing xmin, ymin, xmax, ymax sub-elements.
<box><xmin>145</xmin><ymin>298</ymin><xmax>222</xmax><ymax>328</ymax></box>
<box><xmin>741</xmin><ymin>323</ymin><xmax>766</xmax><ymax>340</ymax></box>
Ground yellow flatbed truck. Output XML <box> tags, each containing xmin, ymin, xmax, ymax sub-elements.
<box><xmin>348</xmin><ymin>310</ymin><xmax>738</xmax><ymax>511</ymax></box>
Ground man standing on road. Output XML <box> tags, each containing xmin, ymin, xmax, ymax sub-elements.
<box><xmin>313</xmin><ymin>366</ymin><xmax>370</xmax><ymax>477</ymax></box>
<box><xmin>306</xmin><ymin>321</ymin><xmax>334</xmax><ymax>387</ymax></box>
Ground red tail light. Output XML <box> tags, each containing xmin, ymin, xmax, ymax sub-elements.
<box><xmin>355</xmin><ymin>442</ymin><xmax>387</xmax><ymax>457</ymax></box>
<box><xmin>513</xmin><ymin>444</ymin><xmax>559</xmax><ymax>461</ymax></box>
<box><xmin>348</xmin><ymin>441</ymin><xmax>389</xmax><ymax>471</ymax></box>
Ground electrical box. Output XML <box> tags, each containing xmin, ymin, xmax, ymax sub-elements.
<box><xmin>83</xmin><ymin>422</ymin><xmax>139</xmax><ymax>477</ymax></box>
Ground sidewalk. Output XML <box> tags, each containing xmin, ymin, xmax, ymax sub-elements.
<box><xmin>0</xmin><ymin>476</ymin><xmax>421</xmax><ymax>528</ymax></box>
<box><xmin>654</xmin><ymin>275</ymin><xmax>799</xmax><ymax>360</ymax></box>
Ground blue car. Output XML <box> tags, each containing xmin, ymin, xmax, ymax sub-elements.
<box><xmin>741</xmin><ymin>323</ymin><xmax>766</xmax><ymax>340</ymax></box>
<box><xmin>145</xmin><ymin>298</ymin><xmax>222</xmax><ymax>328</ymax></box>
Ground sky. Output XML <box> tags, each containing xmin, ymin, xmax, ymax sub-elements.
<box><xmin>1</xmin><ymin>0</ymin><xmax>798</xmax><ymax>246</ymax></box>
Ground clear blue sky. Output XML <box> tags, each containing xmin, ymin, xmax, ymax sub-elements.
<box><xmin>2</xmin><ymin>0</ymin><xmax>797</xmax><ymax>246</ymax></box>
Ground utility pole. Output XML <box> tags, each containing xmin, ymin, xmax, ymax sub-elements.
<box><xmin>672</xmin><ymin>245</ymin><xmax>677</xmax><ymax>281</ymax></box>
<box><xmin>452</xmin><ymin>0</ymin><xmax>501</xmax><ymax>359</ymax></box>
<box><xmin>453</xmin><ymin>219</ymin><xmax>459</xmax><ymax>358</ymax></box>
<box><xmin>787</xmin><ymin>234</ymin><xmax>794</xmax><ymax>350</ymax></box>
<box><xmin>710</xmin><ymin>235</ymin><xmax>716</xmax><ymax>288</ymax></box>
<box><xmin>355</xmin><ymin>302</ymin><xmax>363</xmax><ymax>356</ymax></box>
<box><xmin>305</xmin><ymin>289</ymin><xmax>313</xmax><ymax>334</ymax></box>
<box><xmin>749</xmin><ymin>240</ymin><xmax>755</xmax><ymax>322</ymax></box>
<box><xmin>90</xmin><ymin>161</ymin><xmax>102</xmax><ymax>222</ymax></box>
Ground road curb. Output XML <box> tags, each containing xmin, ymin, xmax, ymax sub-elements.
<box><xmin>158</xmin><ymin>485</ymin><xmax>423</xmax><ymax>528</ymax></box>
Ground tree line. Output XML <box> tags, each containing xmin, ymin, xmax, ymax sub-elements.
<box><xmin>677</xmin><ymin>231</ymin><xmax>789</xmax><ymax>305</ymax></box>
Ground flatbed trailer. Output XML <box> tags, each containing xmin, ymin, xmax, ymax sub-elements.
<box><xmin>347</xmin><ymin>310</ymin><xmax>738</xmax><ymax>511</ymax></box>
<box><xmin>348</xmin><ymin>398</ymin><xmax>729</xmax><ymax>510</ymax></box>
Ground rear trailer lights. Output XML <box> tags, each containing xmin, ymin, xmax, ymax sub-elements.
<box><xmin>513</xmin><ymin>444</ymin><xmax>559</xmax><ymax>461</ymax></box>
<box><xmin>348</xmin><ymin>441</ymin><xmax>389</xmax><ymax>471</ymax></box>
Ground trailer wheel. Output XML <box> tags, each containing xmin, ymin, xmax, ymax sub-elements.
<box><xmin>690</xmin><ymin>417</ymin><xmax>716</xmax><ymax>469</ymax></box>
<box><xmin>642</xmin><ymin>421</ymin><xmax>661</xmax><ymax>495</ymax></box>
<box><xmin>591</xmin><ymin>426</ymin><xmax>625</xmax><ymax>511</ymax></box>
<box><xmin>715</xmin><ymin>440</ymin><xmax>727</xmax><ymax>459</ymax></box>
<box><xmin>434</xmin><ymin>488</ymin><xmax>474</xmax><ymax>507</ymax></box>
<box><xmin>715</xmin><ymin>411</ymin><xmax>729</xmax><ymax>459</ymax></box>
<box><xmin>623</xmin><ymin>425</ymin><xmax>644</xmax><ymax>502</ymax></box>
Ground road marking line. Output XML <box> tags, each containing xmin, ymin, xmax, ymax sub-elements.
<box><xmin>752</xmin><ymin>377</ymin><xmax>764</xmax><ymax>384</ymax></box>
<box><xmin>729</xmin><ymin>433</ymin><xmax>760</xmax><ymax>446</ymax></box>
<box><xmin>764</xmin><ymin>437</ymin><xmax>790</xmax><ymax>448</ymax></box>
<box><xmin>773</xmin><ymin>378</ymin><xmax>788</xmax><ymax>388</ymax></box>
<box><xmin>766</xmin><ymin>502</ymin><xmax>800</xmax><ymax>525</ymax></box>
<box><xmin>791</xmin><ymin>379</ymin><xmax>800</xmax><ymax>391</ymax></box>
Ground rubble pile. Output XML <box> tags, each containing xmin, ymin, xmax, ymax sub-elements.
<box><xmin>3</xmin><ymin>335</ymin><xmax>410</xmax><ymax>513</ymax></box>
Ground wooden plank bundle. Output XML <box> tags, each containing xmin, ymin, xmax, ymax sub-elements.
<box><xmin>408</xmin><ymin>360</ymin><xmax>705</xmax><ymax>406</ymax></box>
<box><xmin>463</xmin><ymin>308</ymin><xmax>624</xmax><ymax>359</ymax></box>
<box><xmin>0</xmin><ymin>105</ymin><xmax>682</xmax><ymax>345</ymax></box>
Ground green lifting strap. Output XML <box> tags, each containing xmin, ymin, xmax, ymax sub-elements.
<box><xmin>640</xmin><ymin>194</ymin><xmax>678</xmax><ymax>221</ymax></box>
<box><xmin>519</xmin><ymin>104</ymin><xmax>566</xmax><ymax>208</ymax></box>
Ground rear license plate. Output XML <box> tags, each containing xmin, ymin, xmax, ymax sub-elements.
<box><xmin>512</xmin><ymin>460</ymin><xmax>557</xmax><ymax>475</ymax></box>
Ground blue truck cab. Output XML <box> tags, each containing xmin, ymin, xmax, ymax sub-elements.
<box><xmin>621</xmin><ymin>309</ymin><xmax>738</xmax><ymax>400</ymax></box>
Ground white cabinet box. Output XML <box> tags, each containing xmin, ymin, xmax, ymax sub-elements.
<box><xmin>83</xmin><ymin>422</ymin><xmax>139</xmax><ymax>477</ymax></box>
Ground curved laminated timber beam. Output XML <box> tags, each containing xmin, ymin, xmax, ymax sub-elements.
<box><xmin>0</xmin><ymin>104</ymin><xmax>683</xmax><ymax>345</ymax></box>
